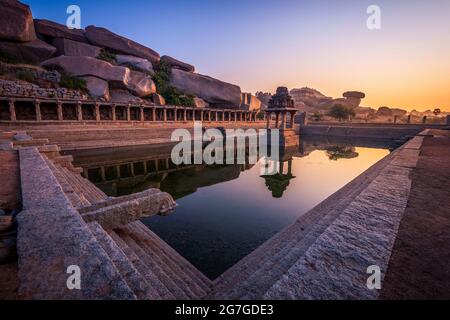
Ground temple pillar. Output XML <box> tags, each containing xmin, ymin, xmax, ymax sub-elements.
<box><xmin>394</xmin><ymin>115</ymin><xmax>398</xmax><ymax>124</ymax></box>
<box><xmin>95</xmin><ymin>103</ymin><xmax>101</xmax><ymax>122</ymax></box>
<box><xmin>100</xmin><ymin>167</ymin><xmax>106</xmax><ymax>182</ymax></box>
<box><xmin>77</xmin><ymin>102</ymin><xmax>82</xmax><ymax>121</ymax></box>
<box><xmin>126</xmin><ymin>105</ymin><xmax>131</xmax><ymax>121</ymax></box>
<box><xmin>183</xmin><ymin>108</ymin><xmax>187</xmax><ymax>121</ymax></box>
<box><xmin>152</xmin><ymin>108</ymin><xmax>156</xmax><ymax>121</ymax></box>
<box><xmin>8</xmin><ymin>100</ymin><xmax>16</xmax><ymax>122</ymax></box>
<box><xmin>287</xmin><ymin>159</ymin><xmax>293</xmax><ymax>175</ymax></box>
<box><xmin>174</xmin><ymin>108</ymin><xmax>179</xmax><ymax>121</ymax></box>
<box><xmin>57</xmin><ymin>102</ymin><xmax>63</xmax><ymax>121</ymax></box>
<box><xmin>115</xmin><ymin>165</ymin><xmax>121</xmax><ymax>179</ymax></box>
<box><xmin>281</xmin><ymin>113</ymin><xmax>287</xmax><ymax>129</ymax></box>
<box><xmin>142</xmin><ymin>161</ymin><xmax>148</xmax><ymax>174</ymax></box>
<box><xmin>163</xmin><ymin>108</ymin><xmax>167</xmax><ymax>122</ymax></box>
<box><xmin>200</xmin><ymin>110</ymin><xmax>204</xmax><ymax>121</ymax></box>
<box><xmin>422</xmin><ymin>116</ymin><xmax>427</xmax><ymax>124</ymax></box>
<box><xmin>112</xmin><ymin>104</ymin><xmax>117</xmax><ymax>121</ymax></box>
<box><xmin>35</xmin><ymin>100</ymin><xmax>42</xmax><ymax>121</ymax></box>
<box><xmin>140</xmin><ymin>107</ymin><xmax>145</xmax><ymax>121</ymax></box>
<box><xmin>407</xmin><ymin>115</ymin><xmax>411</xmax><ymax>124</ymax></box>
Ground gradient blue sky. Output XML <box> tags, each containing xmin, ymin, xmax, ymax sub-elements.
<box><xmin>26</xmin><ymin>0</ymin><xmax>450</xmax><ymax>111</ymax></box>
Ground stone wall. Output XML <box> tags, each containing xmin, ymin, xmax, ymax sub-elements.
<box><xmin>0</xmin><ymin>79</ymin><xmax>87</xmax><ymax>100</ymax></box>
<box><xmin>299</xmin><ymin>124</ymin><xmax>445</xmax><ymax>140</ymax></box>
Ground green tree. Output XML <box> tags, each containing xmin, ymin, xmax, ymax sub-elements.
<box><xmin>328</xmin><ymin>104</ymin><xmax>356</xmax><ymax>121</ymax></box>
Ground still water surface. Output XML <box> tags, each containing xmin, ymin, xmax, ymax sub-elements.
<box><xmin>72</xmin><ymin>137</ymin><xmax>395</xmax><ymax>279</ymax></box>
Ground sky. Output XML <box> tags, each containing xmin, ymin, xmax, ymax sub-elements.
<box><xmin>26</xmin><ymin>0</ymin><xmax>450</xmax><ymax>111</ymax></box>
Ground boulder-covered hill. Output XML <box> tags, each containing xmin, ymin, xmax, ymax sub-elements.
<box><xmin>0</xmin><ymin>0</ymin><xmax>261</xmax><ymax>109</ymax></box>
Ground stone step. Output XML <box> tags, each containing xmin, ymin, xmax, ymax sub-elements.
<box><xmin>59</xmin><ymin>166</ymin><xmax>95</xmax><ymax>207</ymax></box>
<box><xmin>44</xmin><ymin>156</ymin><xmax>91</xmax><ymax>208</ymax></box>
<box><xmin>87</xmin><ymin>222</ymin><xmax>160</xmax><ymax>300</ymax></box>
<box><xmin>59</xmin><ymin>166</ymin><xmax>104</xmax><ymax>206</ymax></box>
<box><xmin>212</xmin><ymin>151</ymin><xmax>397</xmax><ymax>300</ymax></box>
<box><xmin>262</xmin><ymin>152</ymin><xmax>414</xmax><ymax>300</ymax></box>
<box><xmin>109</xmin><ymin>230</ymin><xmax>175</xmax><ymax>300</ymax></box>
<box><xmin>124</xmin><ymin>223</ymin><xmax>209</xmax><ymax>299</ymax></box>
<box><xmin>68</xmin><ymin>169</ymin><xmax>107</xmax><ymax>204</ymax></box>
<box><xmin>115</xmin><ymin>228</ymin><xmax>192</xmax><ymax>300</ymax></box>
<box><xmin>132</xmin><ymin>222</ymin><xmax>212</xmax><ymax>292</ymax></box>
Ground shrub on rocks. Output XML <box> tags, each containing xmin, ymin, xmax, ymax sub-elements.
<box><xmin>97</xmin><ymin>48</ymin><xmax>117</xmax><ymax>64</ymax></box>
<box><xmin>152</xmin><ymin>60</ymin><xmax>195</xmax><ymax>107</ymax></box>
<box><xmin>59</xmin><ymin>74</ymin><xmax>88</xmax><ymax>94</ymax></box>
<box><xmin>16</xmin><ymin>69</ymin><xmax>37</xmax><ymax>84</ymax></box>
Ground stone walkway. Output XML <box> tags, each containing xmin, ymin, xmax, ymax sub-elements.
<box><xmin>380</xmin><ymin>130</ymin><xmax>450</xmax><ymax>299</ymax></box>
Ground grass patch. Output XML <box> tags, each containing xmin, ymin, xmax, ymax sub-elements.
<box><xmin>97</xmin><ymin>48</ymin><xmax>117</xmax><ymax>64</ymax></box>
<box><xmin>59</xmin><ymin>74</ymin><xmax>88</xmax><ymax>93</ymax></box>
<box><xmin>16</xmin><ymin>69</ymin><xmax>37</xmax><ymax>83</ymax></box>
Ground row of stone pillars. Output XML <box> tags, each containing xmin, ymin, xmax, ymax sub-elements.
<box><xmin>1</xmin><ymin>98</ymin><xmax>260</xmax><ymax>123</ymax></box>
<box><xmin>266</xmin><ymin>110</ymin><xmax>297</xmax><ymax>130</ymax></box>
<box><xmin>393</xmin><ymin>115</ymin><xmax>442</xmax><ymax>124</ymax></box>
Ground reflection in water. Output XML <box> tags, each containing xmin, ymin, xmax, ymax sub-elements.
<box><xmin>69</xmin><ymin>137</ymin><xmax>397</xmax><ymax>279</ymax></box>
<box><xmin>261</xmin><ymin>159</ymin><xmax>295</xmax><ymax>198</ymax></box>
<box><xmin>325</xmin><ymin>145</ymin><xmax>359</xmax><ymax>161</ymax></box>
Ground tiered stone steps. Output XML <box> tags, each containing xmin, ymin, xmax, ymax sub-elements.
<box><xmin>209</xmin><ymin>150</ymin><xmax>397</xmax><ymax>300</ymax></box>
<box><xmin>19</xmin><ymin>122</ymin><xmax>264</xmax><ymax>151</ymax></box>
<box><xmin>41</xmin><ymin>149</ymin><xmax>212</xmax><ymax>300</ymax></box>
<box><xmin>87</xmin><ymin>222</ymin><xmax>160</xmax><ymax>300</ymax></box>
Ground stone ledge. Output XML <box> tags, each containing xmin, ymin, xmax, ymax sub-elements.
<box><xmin>17</xmin><ymin>147</ymin><xmax>135</xmax><ymax>299</ymax></box>
<box><xmin>81</xmin><ymin>189</ymin><xmax>177</xmax><ymax>229</ymax></box>
<box><xmin>262</xmin><ymin>143</ymin><xmax>420</xmax><ymax>300</ymax></box>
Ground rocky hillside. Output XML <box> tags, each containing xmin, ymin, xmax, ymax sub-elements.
<box><xmin>0</xmin><ymin>0</ymin><xmax>253</xmax><ymax>109</ymax></box>
<box><xmin>289</xmin><ymin>86</ymin><xmax>447</xmax><ymax>122</ymax></box>
<box><xmin>289</xmin><ymin>87</ymin><xmax>367</xmax><ymax>112</ymax></box>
